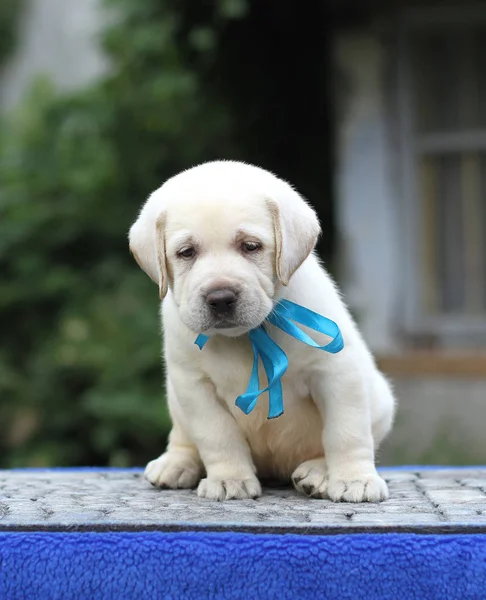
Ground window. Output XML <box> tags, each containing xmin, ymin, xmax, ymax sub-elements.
<box><xmin>398</xmin><ymin>10</ymin><xmax>486</xmax><ymax>338</ymax></box>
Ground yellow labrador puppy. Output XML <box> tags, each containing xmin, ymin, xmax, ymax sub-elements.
<box><xmin>129</xmin><ymin>160</ymin><xmax>396</xmax><ymax>502</ymax></box>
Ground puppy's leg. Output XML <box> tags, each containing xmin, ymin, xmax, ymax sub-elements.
<box><xmin>371</xmin><ymin>371</ymin><xmax>396</xmax><ymax>448</ymax></box>
<box><xmin>170</xmin><ymin>364</ymin><xmax>261</xmax><ymax>501</ymax></box>
<box><xmin>145</xmin><ymin>381</ymin><xmax>203</xmax><ymax>489</ymax></box>
<box><xmin>309</xmin><ymin>357</ymin><xmax>388</xmax><ymax>503</ymax></box>
<box><xmin>292</xmin><ymin>373</ymin><xmax>395</xmax><ymax>499</ymax></box>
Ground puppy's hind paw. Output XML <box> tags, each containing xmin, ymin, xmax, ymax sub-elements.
<box><xmin>145</xmin><ymin>453</ymin><xmax>202</xmax><ymax>489</ymax></box>
<box><xmin>292</xmin><ymin>458</ymin><xmax>328</xmax><ymax>498</ymax></box>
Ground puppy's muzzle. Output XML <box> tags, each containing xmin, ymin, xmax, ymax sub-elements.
<box><xmin>206</xmin><ymin>288</ymin><xmax>238</xmax><ymax>317</ymax></box>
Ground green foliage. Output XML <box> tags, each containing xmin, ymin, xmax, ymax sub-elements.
<box><xmin>0</xmin><ymin>0</ymin><xmax>243</xmax><ymax>467</ymax></box>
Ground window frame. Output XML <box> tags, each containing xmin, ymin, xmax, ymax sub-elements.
<box><xmin>397</xmin><ymin>6</ymin><xmax>486</xmax><ymax>338</ymax></box>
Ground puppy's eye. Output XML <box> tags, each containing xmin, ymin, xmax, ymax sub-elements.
<box><xmin>242</xmin><ymin>241</ymin><xmax>262</xmax><ymax>253</ymax></box>
<box><xmin>177</xmin><ymin>247</ymin><xmax>196</xmax><ymax>259</ymax></box>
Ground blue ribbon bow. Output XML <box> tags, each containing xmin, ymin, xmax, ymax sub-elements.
<box><xmin>194</xmin><ymin>299</ymin><xmax>344</xmax><ymax>419</ymax></box>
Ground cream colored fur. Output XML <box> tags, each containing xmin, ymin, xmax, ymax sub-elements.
<box><xmin>129</xmin><ymin>160</ymin><xmax>396</xmax><ymax>502</ymax></box>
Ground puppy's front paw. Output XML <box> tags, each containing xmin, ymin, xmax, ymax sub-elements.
<box><xmin>145</xmin><ymin>452</ymin><xmax>202</xmax><ymax>489</ymax></box>
<box><xmin>326</xmin><ymin>471</ymin><xmax>388</xmax><ymax>503</ymax></box>
<box><xmin>292</xmin><ymin>458</ymin><xmax>328</xmax><ymax>498</ymax></box>
<box><xmin>197</xmin><ymin>476</ymin><xmax>262</xmax><ymax>501</ymax></box>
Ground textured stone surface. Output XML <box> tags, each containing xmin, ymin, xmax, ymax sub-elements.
<box><xmin>1</xmin><ymin>468</ymin><xmax>485</xmax><ymax>533</ymax></box>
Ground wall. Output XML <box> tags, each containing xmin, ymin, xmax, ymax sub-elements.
<box><xmin>381</xmin><ymin>376</ymin><xmax>486</xmax><ymax>465</ymax></box>
<box><xmin>334</xmin><ymin>31</ymin><xmax>401</xmax><ymax>353</ymax></box>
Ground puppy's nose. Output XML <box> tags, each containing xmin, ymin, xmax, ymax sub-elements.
<box><xmin>206</xmin><ymin>289</ymin><xmax>238</xmax><ymax>315</ymax></box>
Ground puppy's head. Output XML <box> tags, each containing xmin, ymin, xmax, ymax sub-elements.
<box><xmin>129</xmin><ymin>161</ymin><xmax>320</xmax><ymax>335</ymax></box>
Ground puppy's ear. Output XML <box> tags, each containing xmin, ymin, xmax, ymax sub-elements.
<box><xmin>129</xmin><ymin>192</ymin><xmax>169</xmax><ymax>299</ymax></box>
<box><xmin>266</xmin><ymin>190</ymin><xmax>320</xmax><ymax>285</ymax></box>
<box><xmin>154</xmin><ymin>213</ymin><xmax>168</xmax><ymax>299</ymax></box>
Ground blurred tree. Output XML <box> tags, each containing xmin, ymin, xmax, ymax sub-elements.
<box><xmin>0</xmin><ymin>0</ymin><xmax>334</xmax><ymax>467</ymax></box>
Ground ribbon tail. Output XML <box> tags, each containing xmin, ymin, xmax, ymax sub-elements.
<box><xmin>259</xmin><ymin>351</ymin><xmax>284</xmax><ymax>419</ymax></box>
<box><xmin>235</xmin><ymin>328</ymin><xmax>288</xmax><ymax>419</ymax></box>
<box><xmin>250</xmin><ymin>328</ymin><xmax>287</xmax><ymax>419</ymax></box>
<box><xmin>235</xmin><ymin>340</ymin><xmax>261</xmax><ymax>415</ymax></box>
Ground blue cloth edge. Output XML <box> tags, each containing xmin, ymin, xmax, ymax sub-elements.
<box><xmin>1</xmin><ymin>531</ymin><xmax>486</xmax><ymax>600</ymax></box>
